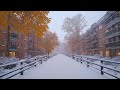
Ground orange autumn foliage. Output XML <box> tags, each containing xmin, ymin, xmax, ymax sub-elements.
<box><xmin>0</xmin><ymin>11</ymin><xmax>50</xmax><ymax>38</ymax></box>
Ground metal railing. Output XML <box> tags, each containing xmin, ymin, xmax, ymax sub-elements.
<box><xmin>71</xmin><ymin>54</ymin><xmax>120</xmax><ymax>79</ymax></box>
<box><xmin>0</xmin><ymin>55</ymin><xmax>52</xmax><ymax>79</ymax></box>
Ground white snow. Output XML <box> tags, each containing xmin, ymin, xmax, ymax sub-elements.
<box><xmin>11</xmin><ymin>54</ymin><xmax>114</xmax><ymax>79</ymax></box>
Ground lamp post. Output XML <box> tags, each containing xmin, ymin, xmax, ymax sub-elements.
<box><xmin>46</xmin><ymin>31</ymin><xmax>49</xmax><ymax>58</ymax></box>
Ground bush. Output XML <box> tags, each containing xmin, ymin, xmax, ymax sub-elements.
<box><xmin>25</xmin><ymin>60</ymin><xmax>31</xmax><ymax>64</ymax></box>
<box><xmin>3</xmin><ymin>64</ymin><xmax>17</xmax><ymax>69</ymax></box>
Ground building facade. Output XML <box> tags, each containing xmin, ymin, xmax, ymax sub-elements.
<box><xmin>0</xmin><ymin>24</ymin><xmax>27</xmax><ymax>59</ymax></box>
<box><xmin>0</xmin><ymin>27</ymin><xmax>8</xmax><ymax>57</ymax></box>
<box><xmin>105</xmin><ymin>11</ymin><xmax>120</xmax><ymax>57</ymax></box>
<box><xmin>81</xmin><ymin>11</ymin><xmax>120</xmax><ymax>58</ymax></box>
<box><xmin>85</xmin><ymin>23</ymin><xmax>99</xmax><ymax>55</ymax></box>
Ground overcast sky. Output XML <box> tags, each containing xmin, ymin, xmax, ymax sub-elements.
<box><xmin>48</xmin><ymin>11</ymin><xmax>107</xmax><ymax>42</ymax></box>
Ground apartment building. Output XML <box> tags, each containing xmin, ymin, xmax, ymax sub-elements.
<box><xmin>0</xmin><ymin>24</ymin><xmax>27</xmax><ymax>59</ymax></box>
<box><xmin>105</xmin><ymin>11</ymin><xmax>120</xmax><ymax>57</ymax></box>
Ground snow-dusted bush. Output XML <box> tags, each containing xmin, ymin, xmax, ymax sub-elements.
<box><xmin>111</xmin><ymin>56</ymin><xmax>120</xmax><ymax>61</ymax></box>
<box><xmin>0</xmin><ymin>57</ymin><xmax>20</xmax><ymax>70</ymax></box>
<box><xmin>111</xmin><ymin>56</ymin><xmax>120</xmax><ymax>67</ymax></box>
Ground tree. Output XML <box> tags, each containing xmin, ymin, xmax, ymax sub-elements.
<box><xmin>0</xmin><ymin>11</ymin><xmax>51</xmax><ymax>57</ymax></box>
<box><xmin>0</xmin><ymin>11</ymin><xmax>50</xmax><ymax>37</ymax></box>
<box><xmin>62</xmin><ymin>13</ymin><xmax>87</xmax><ymax>55</ymax></box>
<box><xmin>62</xmin><ymin>14</ymin><xmax>86</xmax><ymax>34</ymax></box>
<box><xmin>41</xmin><ymin>31</ymin><xmax>59</xmax><ymax>56</ymax></box>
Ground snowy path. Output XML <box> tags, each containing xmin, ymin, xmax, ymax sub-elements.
<box><xmin>11</xmin><ymin>54</ymin><xmax>111</xmax><ymax>79</ymax></box>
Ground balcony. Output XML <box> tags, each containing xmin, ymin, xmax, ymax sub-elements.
<box><xmin>106</xmin><ymin>17</ymin><xmax>120</xmax><ymax>28</ymax></box>
<box><xmin>105</xmin><ymin>28</ymin><xmax>120</xmax><ymax>38</ymax></box>
<box><xmin>105</xmin><ymin>41</ymin><xmax>120</xmax><ymax>48</ymax></box>
<box><xmin>91</xmin><ymin>45</ymin><xmax>98</xmax><ymax>49</ymax></box>
<box><xmin>10</xmin><ymin>34</ymin><xmax>18</xmax><ymax>40</ymax></box>
<box><xmin>9</xmin><ymin>45</ymin><xmax>17</xmax><ymax>51</ymax></box>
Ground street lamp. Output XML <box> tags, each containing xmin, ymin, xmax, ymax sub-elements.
<box><xmin>46</xmin><ymin>31</ymin><xmax>49</xmax><ymax>58</ymax></box>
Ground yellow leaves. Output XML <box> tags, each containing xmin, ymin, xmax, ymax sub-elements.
<box><xmin>34</xmin><ymin>30</ymin><xmax>59</xmax><ymax>54</ymax></box>
<box><xmin>0</xmin><ymin>11</ymin><xmax>52</xmax><ymax>55</ymax></box>
<box><xmin>0</xmin><ymin>11</ymin><xmax>50</xmax><ymax>39</ymax></box>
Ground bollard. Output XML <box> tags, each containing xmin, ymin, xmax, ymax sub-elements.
<box><xmin>34</xmin><ymin>59</ymin><xmax>36</xmax><ymax>67</ymax></box>
<box><xmin>20</xmin><ymin>62</ymin><xmax>23</xmax><ymax>75</ymax></box>
<box><xmin>87</xmin><ymin>61</ymin><xmax>89</xmax><ymax>67</ymax></box>
<box><xmin>40</xmin><ymin>60</ymin><xmax>42</xmax><ymax>64</ymax></box>
<box><xmin>72</xmin><ymin>55</ymin><xmax>75</xmax><ymax>59</ymax></box>
<box><xmin>48</xmin><ymin>55</ymin><xmax>49</xmax><ymax>59</ymax></box>
<box><xmin>45</xmin><ymin>56</ymin><xmax>47</xmax><ymax>61</ymax></box>
<box><xmin>101</xmin><ymin>60</ymin><xmax>104</xmax><ymax>75</ymax></box>
<box><xmin>87</xmin><ymin>58</ymin><xmax>89</xmax><ymax>67</ymax></box>
<box><xmin>81</xmin><ymin>60</ymin><xmax>82</xmax><ymax>64</ymax></box>
<box><xmin>77</xmin><ymin>58</ymin><xmax>78</xmax><ymax>62</ymax></box>
<box><xmin>81</xmin><ymin>56</ymin><xmax>82</xmax><ymax>64</ymax></box>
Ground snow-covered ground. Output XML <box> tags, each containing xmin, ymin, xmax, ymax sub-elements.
<box><xmin>11</xmin><ymin>54</ymin><xmax>113</xmax><ymax>79</ymax></box>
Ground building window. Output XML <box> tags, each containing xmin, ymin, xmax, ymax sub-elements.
<box><xmin>3</xmin><ymin>30</ymin><xmax>6</xmax><ymax>33</ymax></box>
<box><xmin>116</xmin><ymin>36</ymin><xmax>119</xmax><ymax>41</ymax></box>
<box><xmin>119</xmin><ymin>35</ymin><xmax>120</xmax><ymax>40</ymax></box>
<box><xmin>106</xmin><ymin>50</ymin><xmax>110</xmax><ymax>57</ymax></box>
<box><xmin>113</xmin><ymin>37</ymin><xmax>116</xmax><ymax>42</ymax></box>
<box><xmin>2</xmin><ymin>52</ymin><xmax>5</xmax><ymax>57</ymax></box>
<box><xmin>9</xmin><ymin>52</ymin><xmax>15</xmax><ymax>58</ymax></box>
<box><xmin>99</xmin><ymin>25</ymin><xmax>102</xmax><ymax>30</ymax></box>
<box><xmin>18</xmin><ymin>33</ymin><xmax>21</xmax><ymax>38</ymax></box>
<box><xmin>109</xmin><ymin>38</ymin><xmax>112</xmax><ymax>43</ymax></box>
<box><xmin>25</xmin><ymin>43</ymin><xmax>28</xmax><ymax>49</ymax></box>
<box><xmin>115</xmin><ymin>24</ymin><xmax>119</xmax><ymax>28</ymax></box>
<box><xmin>112</xmin><ymin>13</ymin><xmax>117</xmax><ymax>20</ymax></box>
<box><xmin>116</xmin><ymin>12</ymin><xmax>120</xmax><ymax>18</ymax></box>
<box><xmin>2</xmin><ymin>39</ymin><xmax>5</xmax><ymax>46</ymax></box>
<box><xmin>18</xmin><ymin>44</ymin><xmax>19</xmax><ymax>48</ymax></box>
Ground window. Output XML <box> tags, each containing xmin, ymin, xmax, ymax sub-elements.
<box><xmin>115</xmin><ymin>24</ymin><xmax>119</xmax><ymax>28</ymax></box>
<box><xmin>18</xmin><ymin>33</ymin><xmax>21</xmax><ymax>38</ymax></box>
<box><xmin>2</xmin><ymin>30</ymin><xmax>6</xmax><ymax>33</ymax></box>
<box><xmin>2</xmin><ymin>52</ymin><xmax>5</xmax><ymax>57</ymax></box>
<box><xmin>2</xmin><ymin>39</ymin><xmax>5</xmax><ymax>46</ymax></box>
<box><xmin>112</xmin><ymin>13</ymin><xmax>117</xmax><ymax>20</ymax></box>
<box><xmin>25</xmin><ymin>36</ymin><xmax>27</xmax><ymax>40</ymax></box>
<box><xmin>119</xmin><ymin>35</ymin><xmax>120</xmax><ymax>40</ymax></box>
<box><xmin>99</xmin><ymin>25</ymin><xmax>102</xmax><ymax>30</ymax></box>
<box><xmin>25</xmin><ymin>43</ymin><xmax>28</xmax><ymax>49</ymax></box>
<box><xmin>109</xmin><ymin>38</ymin><xmax>113</xmax><ymax>43</ymax></box>
<box><xmin>18</xmin><ymin>44</ymin><xmax>19</xmax><ymax>48</ymax></box>
<box><xmin>109</xmin><ymin>27</ymin><xmax>112</xmax><ymax>31</ymax></box>
<box><xmin>116</xmin><ymin>12</ymin><xmax>120</xmax><ymax>18</ymax></box>
<box><xmin>109</xmin><ymin>38</ymin><xmax>111</xmax><ymax>42</ymax></box>
<box><xmin>113</xmin><ymin>37</ymin><xmax>116</xmax><ymax>42</ymax></box>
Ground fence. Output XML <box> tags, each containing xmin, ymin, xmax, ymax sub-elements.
<box><xmin>0</xmin><ymin>54</ymin><xmax>53</xmax><ymax>79</ymax></box>
<box><xmin>71</xmin><ymin>54</ymin><xmax>120</xmax><ymax>79</ymax></box>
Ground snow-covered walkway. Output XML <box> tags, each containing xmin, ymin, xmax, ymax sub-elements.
<box><xmin>11</xmin><ymin>54</ymin><xmax>111</xmax><ymax>79</ymax></box>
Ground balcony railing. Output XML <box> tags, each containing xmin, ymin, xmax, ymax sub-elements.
<box><xmin>105</xmin><ymin>41</ymin><xmax>120</xmax><ymax>48</ymax></box>
<box><xmin>106</xmin><ymin>17</ymin><xmax>120</xmax><ymax>28</ymax></box>
<box><xmin>9</xmin><ymin>45</ymin><xmax>17</xmax><ymax>51</ymax></box>
<box><xmin>105</xmin><ymin>28</ymin><xmax>120</xmax><ymax>37</ymax></box>
<box><xmin>10</xmin><ymin>34</ymin><xmax>18</xmax><ymax>40</ymax></box>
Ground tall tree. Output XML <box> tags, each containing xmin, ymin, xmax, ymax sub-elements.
<box><xmin>0</xmin><ymin>11</ymin><xmax>50</xmax><ymax>37</ymax></box>
<box><xmin>62</xmin><ymin>13</ymin><xmax>87</xmax><ymax>54</ymax></box>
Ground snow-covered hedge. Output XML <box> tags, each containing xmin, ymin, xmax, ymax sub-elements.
<box><xmin>0</xmin><ymin>57</ymin><xmax>19</xmax><ymax>64</ymax></box>
<box><xmin>0</xmin><ymin>57</ymin><xmax>20</xmax><ymax>70</ymax></box>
